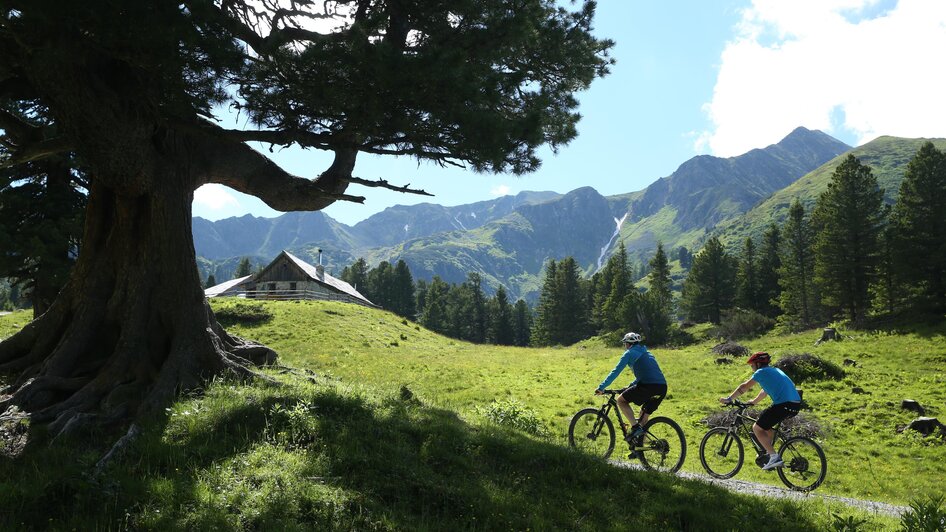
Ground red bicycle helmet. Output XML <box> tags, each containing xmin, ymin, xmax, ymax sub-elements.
<box><xmin>747</xmin><ymin>351</ymin><xmax>771</xmax><ymax>365</ymax></box>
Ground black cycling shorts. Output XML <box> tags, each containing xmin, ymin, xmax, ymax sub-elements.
<box><xmin>619</xmin><ymin>383</ymin><xmax>667</xmax><ymax>415</ymax></box>
<box><xmin>756</xmin><ymin>401</ymin><xmax>801</xmax><ymax>430</ymax></box>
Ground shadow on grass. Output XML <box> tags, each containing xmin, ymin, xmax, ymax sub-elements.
<box><xmin>0</xmin><ymin>378</ymin><xmax>828</xmax><ymax>531</ymax></box>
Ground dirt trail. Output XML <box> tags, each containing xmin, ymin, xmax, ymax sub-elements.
<box><xmin>612</xmin><ymin>459</ymin><xmax>910</xmax><ymax>518</ymax></box>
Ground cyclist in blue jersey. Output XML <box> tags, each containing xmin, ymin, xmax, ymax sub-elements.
<box><xmin>720</xmin><ymin>351</ymin><xmax>801</xmax><ymax>470</ymax></box>
<box><xmin>595</xmin><ymin>332</ymin><xmax>668</xmax><ymax>444</ymax></box>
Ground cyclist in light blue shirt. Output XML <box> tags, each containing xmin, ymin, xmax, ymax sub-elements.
<box><xmin>720</xmin><ymin>351</ymin><xmax>801</xmax><ymax>470</ymax></box>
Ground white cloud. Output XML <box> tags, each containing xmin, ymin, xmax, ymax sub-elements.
<box><xmin>490</xmin><ymin>184</ymin><xmax>511</xmax><ymax>196</ymax></box>
<box><xmin>700</xmin><ymin>0</ymin><xmax>946</xmax><ymax>156</ymax></box>
<box><xmin>193</xmin><ymin>184</ymin><xmax>240</xmax><ymax>210</ymax></box>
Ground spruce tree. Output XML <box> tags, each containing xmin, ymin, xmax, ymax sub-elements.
<box><xmin>420</xmin><ymin>277</ymin><xmax>450</xmax><ymax>335</ymax></box>
<box><xmin>205</xmin><ymin>274</ymin><xmax>217</xmax><ymax>289</ymax></box>
<box><xmin>681</xmin><ymin>237</ymin><xmax>737</xmax><ymax>324</ymax></box>
<box><xmin>341</xmin><ymin>258</ymin><xmax>370</xmax><ymax>297</ymax></box>
<box><xmin>647</xmin><ymin>242</ymin><xmax>674</xmax><ymax>313</ymax></box>
<box><xmin>757</xmin><ymin>224</ymin><xmax>782</xmax><ymax>318</ymax></box>
<box><xmin>465</xmin><ymin>273</ymin><xmax>489</xmax><ymax>343</ymax></box>
<box><xmin>392</xmin><ymin>260</ymin><xmax>416</xmax><ymax>319</ymax></box>
<box><xmin>532</xmin><ymin>259</ymin><xmax>559</xmax><ymax>346</ymax></box>
<box><xmin>488</xmin><ymin>286</ymin><xmax>515</xmax><ymax>345</ymax></box>
<box><xmin>778</xmin><ymin>199</ymin><xmax>819</xmax><ymax>330</ymax></box>
<box><xmin>601</xmin><ymin>242</ymin><xmax>633</xmax><ymax>332</ymax></box>
<box><xmin>234</xmin><ymin>257</ymin><xmax>253</xmax><ymax>278</ymax></box>
<box><xmin>891</xmin><ymin>142</ymin><xmax>946</xmax><ymax>312</ymax></box>
<box><xmin>735</xmin><ymin>237</ymin><xmax>760</xmax><ymax>312</ymax></box>
<box><xmin>812</xmin><ymin>154</ymin><xmax>885</xmax><ymax>323</ymax></box>
<box><xmin>513</xmin><ymin>299</ymin><xmax>533</xmax><ymax>347</ymax></box>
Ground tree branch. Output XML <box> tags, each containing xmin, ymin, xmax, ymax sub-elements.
<box><xmin>344</xmin><ymin>176</ymin><xmax>434</xmax><ymax>197</ymax></box>
<box><xmin>0</xmin><ymin>137</ymin><xmax>74</xmax><ymax>169</ymax></box>
<box><xmin>181</xmin><ymin>120</ymin><xmax>365</xmax><ymax>211</ymax></box>
<box><xmin>213</xmin><ymin>127</ymin><xmax>335</xmax><ymax>150</ymax></box>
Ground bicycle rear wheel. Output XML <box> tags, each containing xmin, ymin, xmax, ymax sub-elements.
<box><xmin>637</xmin><ymin>417</ymin><xmax>686</xmax><ymax>473</ymax></box>
<box><xmin>699</xmin><ymin>427</ymin><xmax>744</xmax><ymax>479</ymax></box>
<box><xmin>777</xmin><ymin>436</ymin><xmax>827</xmax><ymax>491</ymax></box>
<box><xmin>568</xmin><ymin>408</ymin><xmax>615</xmax><ymax>459</ymax></box>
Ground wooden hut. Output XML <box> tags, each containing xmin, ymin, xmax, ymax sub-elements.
<box><xmin>204</xmin><ymin>250</ymin><xmax>375</xmax><ymax>307</ymax></box>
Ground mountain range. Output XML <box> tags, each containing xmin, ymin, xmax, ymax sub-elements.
<box><xmin>194</xmin><ymin>128</ymin><xmax>944</xmax><ymax>302</ymax></box>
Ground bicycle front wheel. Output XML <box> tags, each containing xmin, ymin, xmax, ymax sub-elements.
<box><xmin>568</xmin><ymin>408</ymin><xmax>615</xmax><ymax>459</ymax></box>
<box><xmin>637</xmin><ymin>417</ymin><xmax>686</xmax><ymax>473</ymax></box>
<box><xmin>699</xmin><ymin>427</ymin><xmax>744</xmax><ymax>479</ymax></box>
<box><xmin>777</xmin><ymin>436</ymin><xmax>827</xmax><ymax>491</ymax></box>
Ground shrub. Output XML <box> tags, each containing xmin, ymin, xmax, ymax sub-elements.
<box><xmin>900</xmin><ymin>495</ymin><xmax>946</xmax><ymax>531</ymax></box>
<box><xmin>215</xmin><ymin>301</ymin><xmax>274</xmax><ymax>325</ymax></box>
<box><xmin>774</xmin><ymin>353</ymin><xmax>845</xmax><ymax>383</ymax></box>
<box><xmin>702</xmin><ymin>409</ymin><xmax>824</xmax><ymax>438</ymax></box>
<box><xmin>713</xmin><ymin>308</ymin><xmax>775</xmax><ymax>340</ymax></box>
<box><xmin>712</xmin><ymin>341</ymin><xmax>748</xmax><ymax>357</ymax></box>
<box><xmin>478</xmin><ymin>399</ymin><xmax>549</xmax><ymax>438</ymax></box>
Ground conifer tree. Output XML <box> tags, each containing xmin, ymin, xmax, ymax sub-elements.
<box><xmin>681</xmin><ymin>237</ymin><xmax>736</xmax><ymax>324</ymax></box>
<box><xmin>513</xmin><ymin>299</ymin><xmax>533</xmax><ymax>347</ymax></box>
<box><xmin>488</xmin><ymin>286</ymin><xmax>515</xmax><ymax>345</ymax></box>
<box><xmin>420</xmin><ymin>276</ymin><xmax>450</xmax><ymax>335</ymax></box>
<box><xmin>757</xmin><ymin>224</ymin><xmax>782</xmax><ymax>318</ymax></box>
<box><xmin>367</xmin><ymin>261</ymin><xmax>394</xmax><ymax>310</ymax></box>
<box><xmin>812</xmin><ymin>154</ymin><xmax>885</xmax><ymax>323</ymax></box>
<box><xmin>735</xmin><ymin>237</ymin><xmax>760</xmax><ymax>312</ymax></box>
<box><xmin>465</xmin><ymin>273</ymin><xmax>489</xmax><ymax>343</ymax></box>
<box><xmin>341</xmin><ymin>258</ymin><xmax>370</xmax><ymax>297</ymax></box>
<box><xmin>891</xmin><ymin>142</ymin><xmax>946</xmax><ymax>312</ymax></box>
<box><xmin>778</xmin><ymin>199</ymin><xmax>819</xmax><ymax>330</ymax></box>
<box><xmin>234</xmin><ymin>257</ymin><xmax>253</xmax><ymax>278</ymax></box>
<box><xmin>532</xmin><ymin>259</ymin><xmax>558</xmax><ymax>346</ymax></box>
<box><xmin>647</xmin><ymin>242</ymin><xmax>674</xmax><ymax>313</ymax></box>
<box><xmin>205</xmin><ymin>274</ymin><xmax>217</xmax><ymax>289</ymax></box>
<box><xmin>872</xmin><ymin>224</ymin><xmax>901</xmax><ymax>314</ymax></box>
<box><xmin>601</xmin><ymin>242</ymin><xmax>633</xmax><ymax>332</ymax></box>
<box><xmin>391</xmin><ymin>260</ymin><xmax>416</xmax><ymax>319</ymax></box>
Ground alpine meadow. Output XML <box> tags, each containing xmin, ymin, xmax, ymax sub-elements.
<box><xmin>3</xmin><ymin>1</ymin><xmax>946</xmax><ymax>531</ymax></box>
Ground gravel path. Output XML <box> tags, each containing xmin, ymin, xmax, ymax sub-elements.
<box><xmin>611</xmin><ymin>459</ymin><xmax>910</xmax><ymax>518</ymax></box>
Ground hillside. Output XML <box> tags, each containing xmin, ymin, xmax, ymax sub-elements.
<box><xmin>714</xmin><ymin>136</ymin><xmax>946</xmax><ymax>248</ymax></box>
<box><xmin>0</xmin><ymin>307</ymin><xmax>898</xmax><ymax>530</ymax></box>
<box><xmin>199</xmin><ymin>300</ymin><xmax>946</xmax><ymax>510</ymax></box>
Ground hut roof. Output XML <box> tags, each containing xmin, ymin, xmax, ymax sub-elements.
<box><xmin>204</xmin><ymin>275</ymin><xmax>254</xmax><ymax>297</ymax></box>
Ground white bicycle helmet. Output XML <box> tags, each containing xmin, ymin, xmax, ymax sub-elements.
<box><xmin>622</xmin><ymin>332</ymin><xmax>642</xmax><ymax>344</ymax></box>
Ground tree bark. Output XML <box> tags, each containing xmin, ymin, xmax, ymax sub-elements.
<box><xmin>0</xmin><ymin>173</ymin><xmax>275</xmax><ymax>438</ymax></box>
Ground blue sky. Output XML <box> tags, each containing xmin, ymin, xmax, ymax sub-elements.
<box><xmin>193</xmin><ymin>0</ymin><xmax>946</xmax><ymax>226</ymax></box>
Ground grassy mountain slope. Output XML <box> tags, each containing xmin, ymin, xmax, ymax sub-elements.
<box><xmin>612</xmin><ymin>127</ymin><xmax>850</xmax><ymax>261</ymax></box>
<box><xmin>1</xmin><ymin>306</ymin><xmax>912</xmax><ymax>530</ymax></box>
<box><xmin>715</xmin><ymin>136</ymin><xmax>946</xmax><ymax>249</ymax></box>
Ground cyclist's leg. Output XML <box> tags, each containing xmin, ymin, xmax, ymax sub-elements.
<box><xmin>615</xmin><ymin>392</ymin><xmax>637</xmax><ymax>430</ymax></box>
<box><xmin>638</xmin><ymin>384</ymin><xmax>668</xmax><ymax>430</ymax></box>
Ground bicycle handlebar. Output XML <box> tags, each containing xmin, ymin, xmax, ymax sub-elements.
<box><xmin>721</xmin><ymin>398</ymin><xmax>752</xmax><ymax>408</ymax></box>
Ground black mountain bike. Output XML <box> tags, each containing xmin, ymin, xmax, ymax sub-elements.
<box><xmin>698</xmin><ymin>399</ymin><xmax>827</xmax><ymax>491</ymax></box>
<box><xmin>568</xmin><ymin>389</ymin><xmax>686</xmax><ymax>473</ymax></box>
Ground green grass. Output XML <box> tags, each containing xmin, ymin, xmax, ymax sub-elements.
<box><xmin>211</xmin><ymin>300</ymin><xmax>946</xmax><ymax>505</ymax></box>
<box><xmin>2</xmin><ymin>301</ymin><xmax>943</xmax><ymax>529</ymax></box>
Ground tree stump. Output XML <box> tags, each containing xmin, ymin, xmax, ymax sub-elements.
<box><xmin>715</xmin><ymin>358</ymin><xmax>733</xmax><ymax>365</ymax></box>
<box><xmin>815</xmin><ymin>328</ymin><xmax>840</xmax><ymax>345</ymax></box>
<box><xmin>843</xmin><ymin>358</ymin><xmax>857</xmax><ymax>367</ymax></box>
<box><xmin>901</xmin><ymin>417</ymin><xmax>942</xmax><ymax>436</ymax></box>
<box><xmin>901</xmin><ymin>399</ymin><xmax>926</xmax><ymax>415</ymax></box>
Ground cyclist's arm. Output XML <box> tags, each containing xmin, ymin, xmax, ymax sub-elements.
<box><xmin>747</xmin><ymin>390</ymin><xmax>767</xmax><ymax>405</ymax></box>
<box><xmin>598</xmin><ymin>349</ymin><xmax>633</xmax><ymax>390</ymax></box>
<box><xmin>720</xmin><ymin>378</ymin><xmax>756</xmax><ymax>403</ymax></box>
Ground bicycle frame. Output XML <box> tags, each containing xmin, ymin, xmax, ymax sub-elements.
<box><xmin>720</xmin><ymin>403</ymin><xmax>783</xmax><ymax>460</ymax></box>
<box><xmin>596</xmin><ymin>390</ymin><xmax>631</xmax><ymax>437</ymax></box>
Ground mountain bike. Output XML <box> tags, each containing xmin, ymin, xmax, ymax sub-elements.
<box><xmin>698</xmin><ymin>399</ymin><xmax>827</xmax><ymax>491</ymax></box>
<box><xmin>568</xmin><ymin>389</ymin><xmax>686</xmax><ymax>473</ymax></box>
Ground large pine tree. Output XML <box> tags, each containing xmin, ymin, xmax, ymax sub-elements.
<box><xmin>812</xmin><ymin>154</ymin><xmax>885</xmax><ymax>323</ymax></box>
<box><xmin>0</xmin><ymin>1</ymin><xmax>612</xmax><ymax>436</ymax></box>
<box><xmin>681</xmin><ymin>237</ymin><xmax>736</xmax><ymax>324</ymax></box>
<box><xmin>891</xmin><ymin>142</ymin><xmax>946</xmax><ymax>313</ymax></box>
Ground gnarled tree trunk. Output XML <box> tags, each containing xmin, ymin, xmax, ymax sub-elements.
<box><xmin>0</xmin><ymin>160</ymin><xmax>275</xmax><ymax>438</ymax></box>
